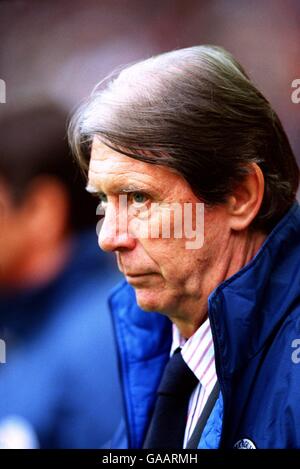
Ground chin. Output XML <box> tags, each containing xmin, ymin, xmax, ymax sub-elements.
<box><xmin>134</xmin><ymin>288</ymin><xmax>169</xmax><ymax>314</ymax></box>
<box><xmin>135</xmin><ymin>291</ymin><xmax>159</xmax><ymax>312</ymax></box>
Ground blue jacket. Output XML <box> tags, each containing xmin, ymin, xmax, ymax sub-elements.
<box><xmin>110</xmin><ymin>202</ymin><xmax>300</xmax><ymax>449</ymax></box>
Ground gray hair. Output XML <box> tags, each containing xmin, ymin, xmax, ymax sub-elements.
<box><xmin>68</xmin><ymin>45</ymin><xmax>299</xmax><ymax>232</ymax></box>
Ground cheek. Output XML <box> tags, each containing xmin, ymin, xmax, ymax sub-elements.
<box><xmin>144</xmin><ymin>238</ymin><xmax>192</xmax><ymax>279</ymax></box>
<box><xmin>128</xmin><ymin>216</ymin><xmax>151</xmax><ymax>240</ymax></box>
<box><xmin>129</xmin><ymin>205</ymin><xmax>176</xmax><ymax>240</ymax></box>
<box><xmin>131</xmin><ymin>205</ymin><xmax>207</xmax><ymax>279</ymax></box>
<box><xmin>204</xmin><ymin>207</ymin><xmax>229</xmax><ymax>239</ymax></box>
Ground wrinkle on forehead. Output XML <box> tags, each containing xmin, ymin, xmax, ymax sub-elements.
<box><xmin>90</xmin><ymin>137</ymin><xmax>179</xmax><ymax>177</ymax></box>
<box><xmin>88</xmin><ymin>157</ymin><xmax>160</xmax><ymax>195</ymax></box>
<box><xmin>88</xmin><ymin>137</ymin><xmax>198</xmax><ymax>204</ymax></box>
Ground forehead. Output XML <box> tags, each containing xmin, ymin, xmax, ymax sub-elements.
<box><xmin>88</xmin><ymin>139</ymin><xmax>195</xmax><ymax>199</ymax></box>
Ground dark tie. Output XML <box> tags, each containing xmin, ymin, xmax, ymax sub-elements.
<box><xmin>143</xmin><ymin>348</ymin><xmax>199</xmax><ymax>449</ymax></box>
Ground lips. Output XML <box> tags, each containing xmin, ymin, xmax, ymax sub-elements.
<box><xmin>125</xmin><ymin>272</ymin><xmax>153</xmax><ymax>277</ymax></box>
<box><xmin>125</xmin><ymin>273</ymin><xmax>156</xmax><ymax>286</ymax></box>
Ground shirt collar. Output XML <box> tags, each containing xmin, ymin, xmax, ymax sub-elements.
<box><xmin>171</xmin><ymin>318</ymin><xmax>217</xmax><ymax>390</ymax></box>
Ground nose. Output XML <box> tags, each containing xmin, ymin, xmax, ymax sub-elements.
<box><xmin>97</xmin><ymin>203</ymin><xmax>136</xmax><ymax>252</ymax></box>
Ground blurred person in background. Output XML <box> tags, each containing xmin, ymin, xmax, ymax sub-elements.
<box><xmin>0</xmin><ymin>104</ymin><xmax>125</xmax><ymax>448</ymax></box>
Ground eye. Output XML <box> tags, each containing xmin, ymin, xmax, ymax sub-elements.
<box><xmin>132</xmin><ymin>192</ymin><xmax>147</xmax><ymax>204</ymax></box>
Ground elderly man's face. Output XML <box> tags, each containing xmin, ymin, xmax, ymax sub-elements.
<box><xmin>88</xmin><ymin>139</ymin><xmax>230</xmax><ymax>322</ymax></box>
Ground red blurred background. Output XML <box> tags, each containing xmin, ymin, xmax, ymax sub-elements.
<box><xmin>0</xmin><ymin>0</ymin><xmax>299</xmax><ymax>175</ymax></box>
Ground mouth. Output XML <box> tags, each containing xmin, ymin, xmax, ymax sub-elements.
<box><xmin>125</xmin><ymin>272</ymin><xmax>151</xmax><ymax>276</ymax></box>
<box><xmin>125</xmin><ymin>272</ymin><xmax>156</xmax><ymax>285</ymax></box>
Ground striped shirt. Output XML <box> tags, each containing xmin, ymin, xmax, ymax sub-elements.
<box><xmin>170</xmin><ymin>318</ymin><xmax>217</xmax><ymax>448</ymax></box>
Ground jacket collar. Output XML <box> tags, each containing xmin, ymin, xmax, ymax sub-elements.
<box><xmin>109</xmin><ymin>282</ymin><xmax>172</xmax><ymax>448</ymax></box>
<box><xmin>209</xmin><ymin>201</ymin><xmax>300</xmax><ymax>378</ymax></box>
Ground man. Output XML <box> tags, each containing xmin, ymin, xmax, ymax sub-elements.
<box><xmin>68</xmin><ymin>45</ymin><xmax>300</xmax><ymax>449</ymax></box>
<box><xmin>0</xmin><ymin>104</ymin><xmax>125</xmax><ymax>448</ymax></box>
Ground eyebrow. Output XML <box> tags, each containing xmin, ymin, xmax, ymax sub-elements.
<box><xmin>85</xmin><ymin>182</ymin><xmax>149</xmax><ymax>195</ymax></box>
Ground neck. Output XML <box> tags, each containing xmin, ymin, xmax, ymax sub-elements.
<box><xmin>172</xmin><ymin>228</ymin><xmax>267</xmax><ymax>339</ymax></box>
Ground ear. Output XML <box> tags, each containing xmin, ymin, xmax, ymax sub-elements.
<box><xmin>227</xmin><ymin>163</ymin><xmax>265</xmax><ymax>231</ymax></box>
